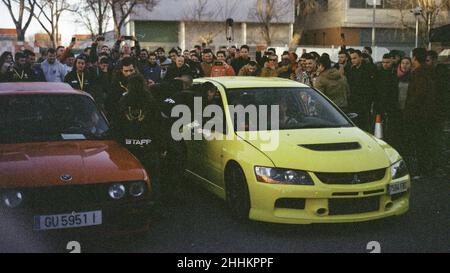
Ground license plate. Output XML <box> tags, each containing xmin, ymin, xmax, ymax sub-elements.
<box><xmin>34</xmin><ymin>210</ymin><xmax>102</xmax><ymax>231</ymax></box>
<box><xmin>388</xmin><ymin>181</ymin><xmax>408</xmax><ymax>195</ymax></box>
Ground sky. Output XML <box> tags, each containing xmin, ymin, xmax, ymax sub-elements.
<box><xmin>0</xmin><ymin>1</ymin><xmax>111</xmax><ymax>46</ymax></box>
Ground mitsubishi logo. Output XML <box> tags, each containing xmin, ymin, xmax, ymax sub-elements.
<box><xmin>351</xmin><ymin>174</ymin><xmax>361</xmax><ymax>184</ymax></box>
<box><xmin>60</xmin><ymin>174</ymin><xmax>73</xmax><ymax>182</ymax></box>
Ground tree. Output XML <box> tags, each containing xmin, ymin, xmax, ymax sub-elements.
<box><xmin>182</xmin><ymin>0</ymin><xmax>239</xmax><ymax>46</ymax></box>
<box><xmin>387</xmin><ymin>0</ymin><xmax>450</xmax><ymax>46</ymax></box>
<box><xmin>250</xmin><ymin>0</ymin><xmax>292</xmax><ymax>46</ymax></box>
<box><xmin>30</xmin><ymin>0</ymin><xmax>77</xmax><ymax>47</ymax></box>
<box><xmin>75</xmin><ymin>0</ymin><xmax>111</xmax><ymax>38</ymax></box>
<box><xmin>293</xmin><ymin>0</ymin><xmax>322</xmax><ymax>46</ymax></box>
<box><xmin>1</xmin><ymin>0</ymin><xmax>36</xmax><ymax>41</ymax></box>
<box><xmin>108</xmin><ymin>0</ymin><xmax>159</xmax><ymax>38</ymax></box>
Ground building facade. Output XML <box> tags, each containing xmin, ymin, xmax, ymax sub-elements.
<box><xmin>301</xmin><ymin>0</ymin><xmax>449</xmax><ymax>50</ymax></box>
<box><xmin>122</xmin><ymin>0</ymin><xmax>295</xmax><ymax>50</ymax></box>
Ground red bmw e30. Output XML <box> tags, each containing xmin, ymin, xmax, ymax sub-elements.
<box><xmin>0</xmin><ymin>82</ymin><xmax>153</xmax><ymax>237</ymax></box>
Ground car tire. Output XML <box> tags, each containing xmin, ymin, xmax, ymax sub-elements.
<box><xmin>225</xmin><ymin>164</ymin><xmax>251</xmax><ymax>222</ymax></box>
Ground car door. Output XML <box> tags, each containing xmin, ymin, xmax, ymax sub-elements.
<box><xmin>188</xmin><ymin>83</ymin><xmax>229</xmax><ymax>190</ymax></box>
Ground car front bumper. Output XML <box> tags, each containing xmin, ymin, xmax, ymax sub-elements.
<box><xmin>0</xmin><ymin>199</ymin><xmax>153</xmax><ymax>237</ymax></box>
<box><xmin>248</xmin><ymin>175</ymin><xmax>410</xmax><ymax>224</ymax></box>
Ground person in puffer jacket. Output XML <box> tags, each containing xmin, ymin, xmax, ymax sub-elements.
<box><xmin>315</xmin><ymin>55</ymin><xmax>349</xmax><ymax>111</ymax></box>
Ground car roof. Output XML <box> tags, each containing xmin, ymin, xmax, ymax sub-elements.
<box><xmin>195</xmin><ymin>77</ymin><xmax>309</xmax><ymax>89</ymax></box>
<box><xmin>0</xmin><ymin>82</ymin><xmax>88</xmax><ymax>96</ymax></box>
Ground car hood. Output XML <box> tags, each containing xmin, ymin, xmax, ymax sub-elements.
<box><xmin>237</xmin><ymin>128</ymin><xmax>392</xmax><ymax>173</ymax></box>
<box><xmin>0</xmin><ymin>141</ymin><xmax>146</xmax><ymax>188</ymax></box>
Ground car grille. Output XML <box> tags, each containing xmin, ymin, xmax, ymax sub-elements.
<box><xmin>275</xmin><ymin>198</ymin><xmax>306</xmax><ymax>210</ymax></box>
<box><xmin>328</xmin><ymin>196</ymin><xmax>380</xmax><ymax>215</ymax></box>
<box><xmin>315</xmin><ymin>168</ymin><xmax>386</xmax><ymax>185</ymax></box>
<box><xmin>19</xmin><ymin>184</ymin><xmax>111</xmax><ymax>210</ymax></box>
<box><xmin>3</xmin><ymin>183</ymin><xmax>147</xmax><ymax>210</ymax></box>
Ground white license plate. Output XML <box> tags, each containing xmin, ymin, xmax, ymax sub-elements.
<box><xmin>34</xmin><ymin>210</ymin><xmax>102</xmax><ymax>231</ymax></box>
<box><xmin>388</xmin><ymin>181</ymin><xmax>408</xmax><ymax>195</ymax></box>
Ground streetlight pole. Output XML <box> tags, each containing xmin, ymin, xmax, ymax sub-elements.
<box><xmin>372</xmin><ymin>0</ymin><xmax>376</xmax><ymax>47</ymax></box>
<box><xmin>427</xmin><ymin>12</ymin><xmax>432</xmax><ymax>50</ymax></box>
<box><xmin>415</xmin><ymin>15</ymin><xmax>419</xmax><ymax>48</ymax></box>
<box><xmin>412</xmin><ymin>6</ymin><xmax>423</xmax><ymax>48</ymax></box>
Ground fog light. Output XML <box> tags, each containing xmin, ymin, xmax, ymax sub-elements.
<box><xmin>129</xmin><ymin>182</ymin><xmax>145</xmax><ymax>197</ymax></box>
<box><xmin>108</xmin><ymin>184</ymin><xmax>125</xmax><ymax>200</ymax></box>
<box><xmin>385</xmin><ymin>202</ymin><xmax>394</xmax><ymax>211</ymax></box>
<box><xmin>2</xmin><ymin>191</ymin><xmax>23</xmax><ymax>208</ymax></box>
<box><xmin>316</xmin><ymin>208</ymin><xmax>328</xmax><ymax>216</ymax></box>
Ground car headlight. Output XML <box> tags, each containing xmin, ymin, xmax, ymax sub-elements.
<box><xmin>129</xmin><ymin>182</ymin><xmax>146</xmax><ymax>197</ymax></box>
<box><xmin>108</xmin><ymin>184</ymin><xmax>126</xmax><ymax>200</ymax></box>
<box><xmin>390</xmin><ymin>160</ymin><xmax>409</xmax><ymax>180</ymax></box>
<box><xmin>255</xmin><ymin>166</ymin><xmax>314</xmax><ymax>185</ymax></box>
<box><xmin>2</xmin><ymin>191</ymin><xmax>23</xmax><ymax>208</ymax></box>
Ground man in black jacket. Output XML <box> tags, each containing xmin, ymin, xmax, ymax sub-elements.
<box><xmin>23</xmin><ymin>50</ymin><xmax>46</xmax><ymax>82</ymax></box>
<box><xmin>347</xmin><ymin>50</ymin><xmax>376</xmax><ymax>132</ymax></box>
<box><xmin>64</xmin><ymin>55</ymin><xmax>97</xmax><ymax>96</ymax></box>
<box><xmin>5</xmin><ymin>52</ymin><xmax>35</xmax><ymax>82</ymax></box>
<box><xmin>105</xmin><ymin>57</ymin><xmax>138</xmax><ymax>124</ymax></box>
<box><xmin>90</xmin><ymin>57</ymin><xmax>112</xmax><ymax>111</ymax></box>
<box><xmin>231</xmin><ymin>45</ymin><xmax>251</xmax><ymax>74</ymax></box>
<box><xmin>374</xmin><ymin>54</ymin><xmax>400</xmax><ymax>147</ymax></box>
<box><xmin>113</xmin><ymin>73</ymin><xmax>165</xmax><ymax>203</ymax></box>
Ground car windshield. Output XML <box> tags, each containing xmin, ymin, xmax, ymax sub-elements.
<box><xmin>226</xmin><ymin>87</ymin><xmax>353</xmax><ymax>131</ymax></box>
<box><xmin>0</xmin><ymin>94</ymin><xmax>110</xmax><ymax>144</ymax></box>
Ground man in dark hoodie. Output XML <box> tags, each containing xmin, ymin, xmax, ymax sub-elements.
<box><xmin>404</xmin><ymin>48</ymin><xmax>438</xmax><ymax>177</ymax></box>
<box><xmin>347</xmin><ymin>50</ymin><xmax>376</xmax><ymax>131</ymax></box>
<box><xmin>374</xmin><ymin>53</ymin><xmax>401</xmax><ymax>147</ymax></box>
<box><xmin>315</xmin><ymin>55</ymin><xmax>349</xmax><ymax>111</ymax></box>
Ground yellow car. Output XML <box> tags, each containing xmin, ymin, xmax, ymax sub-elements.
<box><xmin>181</xmin><ymin>77</ymin><xmax>410</xmax><ymax>224</ymax></box>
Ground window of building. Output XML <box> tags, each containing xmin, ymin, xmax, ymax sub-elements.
<box><xmin>349</xmin><ymin>0</ymin><xmax>414</xmax><ymax>9</ymax></box>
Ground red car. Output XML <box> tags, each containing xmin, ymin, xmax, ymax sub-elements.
<box><xmin>0</xmin><ymin>83</ymin><xmax>152</xmax><ymax>239</ymax></box>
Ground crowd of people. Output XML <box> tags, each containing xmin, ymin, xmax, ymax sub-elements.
<box><xmin>0</xmin><ymin>36</ymin><xmax>449</xmax><ymax>184</ymax></box>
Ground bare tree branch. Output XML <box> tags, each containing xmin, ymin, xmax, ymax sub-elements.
<box><xmin>386</xmin><ymin>0</ymin><xmax>450</xmax><ymax>47</ymax></box>
<box><xmin>27</xmin><ymin>0</ymin><xmax>77</xmax><ymax>47</ymax></box>
<box><xmin>108</xmin><ymin>0</ymin><xmax>159</xmax><ymax>37</ymax></box>
<box><xmin>250</xmin><ymin>0</ymin><xmax>291</xmax><ymax>46</ymax></box>
<box><xmin>74</xmin><ymin>0</ymin><xmax>111</xmax><ymax>38</ymax></box>
<box><xmin>1</xmin><ymin>0</ymin><xmax>36</xmax><ymax>41</ymax></box>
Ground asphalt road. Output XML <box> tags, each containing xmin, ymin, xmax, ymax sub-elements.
<box><xmin>79</xmin><ymin>172</ymin><xmax>449</xmax><ymax>253</ymax></box>
<box><xmin>4</xmin><ymin>126</ymin><xmax>448</xmax><ymax>254</ymax></box>
<box><xmin>55</xmin><ymin>124</ymin><xmax>450</xmax><ymax>253</ymax></box>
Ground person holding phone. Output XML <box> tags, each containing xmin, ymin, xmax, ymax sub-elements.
<box><xmin>0</xmin><ymin>51</ymin><xmax>14</xmax><ymax>82</ymax></box>
<box><xmin>210</xmin><ymin>51</ymin><xmax>235</xmax><ymax>77</ymax></box>
<box><xmin>111</xmin><ymin>35</ymin><xmax>141</xmax><ymax>62</ymax></box>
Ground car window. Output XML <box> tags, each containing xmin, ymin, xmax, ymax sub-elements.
<box><xmin>0</xmin><ymin>94</ymin><xmax>109</xmax><ymax>144</ymax></box>
<box><xmin>226</xmin><ymin>87</ymin><xmax>352</xmax><ymax>131</ymax></box>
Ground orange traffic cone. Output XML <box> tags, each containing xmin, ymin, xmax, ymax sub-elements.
<box><xmin>374</xmin><ymin>114</ymin><xmax>383</xmax><ymax>139</ymax></box>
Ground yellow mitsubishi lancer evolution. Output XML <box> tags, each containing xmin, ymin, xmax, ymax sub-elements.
<box><xmin>179</xmin><ymin>77</ymin><xmax>410</xmax><ymax>224</ymax></box>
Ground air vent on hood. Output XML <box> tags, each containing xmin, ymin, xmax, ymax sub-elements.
<box><xmin>299</xmin><ymin>142</ymin><xmax>361</xmax><ymax>151</ymax></box>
